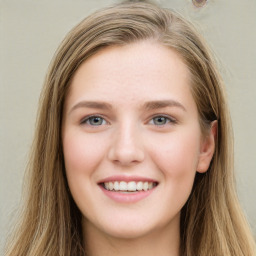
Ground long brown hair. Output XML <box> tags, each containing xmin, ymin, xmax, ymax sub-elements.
<box><xmin>5</xmin><ymin>1</ymin><xmax>255</xmax><ymax>255</ymax></box>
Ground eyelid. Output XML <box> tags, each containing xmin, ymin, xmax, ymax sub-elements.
<box><xmin>79</xmin><ymin>114</ymin><xmax>177</xmax><ymax>127</ymax></box>
<box><xmin>80</xmin><ymin>114</ymin><xmax>109</xmax><ymax>126</ymax></box>
<box><xmin>148</xmin><ymin>114</ymin><xmax>177</xmax><ymax>126</ymax></box>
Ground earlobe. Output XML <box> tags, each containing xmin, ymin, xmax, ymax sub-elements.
<box><xmin>197</xmin><ymin>120</ymin><xmax>218</xmax><ymax>173</ymax></box>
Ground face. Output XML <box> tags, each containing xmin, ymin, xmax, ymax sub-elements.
<box><xmin>62</xmin><ymin>41</ymin><xmax>215</xmax><ymax>240</ymax></box>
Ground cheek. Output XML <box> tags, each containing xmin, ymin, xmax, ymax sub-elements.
<box><xmin>143</xmin><ymin>130</ymin><xmax>201</xmax><ymax>222</ymax></box>
<box><xmin>149</xmin><ymin>131</ymin><xmax>200</xmax><ymax>194</ymax></box>
<box><xmin>62</xmin><ymin>131</ymin><xmax>106</xmax><ymax>178</ymax></box>
<box><xmin>150</xmin><ymin>131</ymin><xmax>200</xmax><ymax>171</ymax></box>
<box><xmin>62</xmin><ymin>131</ymin><xmax>108</xmax><ymax>217</ymax></box>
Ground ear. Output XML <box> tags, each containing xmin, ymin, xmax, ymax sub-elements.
<box><xmin>197</xmin><ymin>120</ymin><xmax>217</xmax><ymax>173</ymax></box>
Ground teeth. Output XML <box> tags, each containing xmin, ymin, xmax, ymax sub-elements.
<box><xmin>114</xmin><ymin>181</ymin><xmax>119</xmax><ymax>191</ymax></box>
<box><xmin>143</xmin><ymin>182</ymin><xmax>148</xmax><ymax>191</ymax></box>
<box><xmin>137</xmin><ymin>181</ymin><xmax>143</xmax><ymax>191</ymax></box>
<box><xmin>103</xmin><ymin>181</ymin><xmax>156</xmax><ymax>192</ymax></box>
<box><xmin>119</xmin><ymin>181</ymin><xmax>127</xmax><ymax>190</ymax></box>
<box><xmin>109</xmin><ymin>182</ymin><xmax>114</xmax><ymax>190</ymax></box>
<box><xmin>127</xmin><ymin>181</ymin><xmax>136</xmax><ymax>191</ymax></box>
<box><xmin>105</xmin><ymin>182</ymin><xmax>109</xmax><ymax>190</ymax></box>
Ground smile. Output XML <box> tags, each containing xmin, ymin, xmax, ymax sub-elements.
<box><xmin>98</xmin><ymin>176</ymin><xmax>159</xmax><ymax>203</ymax></box>
<box><xmin>102</xmin><ymin>181</ymin><xmax>158</xmax><ymax>192</ymax></box>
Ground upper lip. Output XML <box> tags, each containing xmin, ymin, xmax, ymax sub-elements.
<box><xmin>97</xmin><ymin>175</ymin><xmax>158</xmax><ymax>184</ymax></box>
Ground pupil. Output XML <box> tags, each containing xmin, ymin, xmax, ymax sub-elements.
<box><xmin>155</xmin><ymin>117</ymin><xmax>166</xmax><ymax>125</ymax></box>
<box><xmin>90</xmin><ymin>117</ymin><xmax>102</xmax><ymax>125</ymax></box>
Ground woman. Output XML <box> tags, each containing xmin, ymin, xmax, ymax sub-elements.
<box><xmin>5</xmin><ymin>1</ymin><xmax>256</xmax><ymax>255</ymax></box>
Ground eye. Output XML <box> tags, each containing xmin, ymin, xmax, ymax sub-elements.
<box><xmin>81</xmin><ymin>116</ymin><xmax>107</xmax><ymax>126</ymax></box>
<box><xmin>149</xmin><ymin>116</ymin><xmax>176</xmax><ymax>126</ymax></box>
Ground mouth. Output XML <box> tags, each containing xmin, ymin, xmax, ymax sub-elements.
<box><xmin>100</xmin><ymin>181</ymin><xmax>158</xmax><ymax>193</ymax></box>
<box><xmin>98</xmin><ymin>176</ymin><xmax>159</xmax><ymax>203</ymax></box>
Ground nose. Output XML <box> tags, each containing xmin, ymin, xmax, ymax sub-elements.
<box><xmin>107</xmin><ymin>123</ymin><xmax>145</xmax><ymax>166</ymax></box>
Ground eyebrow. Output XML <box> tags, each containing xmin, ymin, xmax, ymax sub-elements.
<box><xmin>69</xmin><ymin>101</ymin><xmax>112</xmax><ymax>114</ymax></box>
<box><xmin>143</xmin><ymin>100</ymin><xmax>187</xmax><ymax>112</ymax></box>
<box><xmin>69</xmin><ymin>99</ymin><xmax>186</xmax><ymax>114</ymax></box>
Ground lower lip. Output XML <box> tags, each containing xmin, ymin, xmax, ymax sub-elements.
<box><xmin>99</xmin><ymin>186</ymin><xmax>156</xmax><ymax>203</ymax></box>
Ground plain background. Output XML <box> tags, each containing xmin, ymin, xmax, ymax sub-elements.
<box><xmin>1</xmin><ymin>0</ymin><xmax>256</xmax><ymax>253</ymax></box>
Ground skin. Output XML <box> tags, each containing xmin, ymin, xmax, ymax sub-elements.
<box><xmin>62</xmin><ymin>41</ymin><xmax>216</xmax><ymax>256</ymax></box>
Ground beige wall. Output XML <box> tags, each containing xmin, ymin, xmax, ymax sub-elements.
<box><xmin>1</xmin><ymin>0</ymin><xmax>255</xmax><ymax>252</ymax></box>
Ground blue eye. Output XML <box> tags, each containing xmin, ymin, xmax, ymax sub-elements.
<box><xmin>150</xmin><ymin>116</ymin><xmax>175</xmax><ymax>126</ymax></box>
<box><xmin>82</xmin><ymin>116</ymin><xmax>107</xmax><ymax>126</ymax></box>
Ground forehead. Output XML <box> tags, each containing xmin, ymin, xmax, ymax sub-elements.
<box><xmin>65</xmin><ymin>41</ymin><xmax>195</xmax><ymax>112</ymax></box>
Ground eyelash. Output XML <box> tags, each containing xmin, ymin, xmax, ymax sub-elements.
<box><xmin>80</xmin><ymin>115</ymin><xmax>176</xmax><ymax>127</ymax></box>
<box><xmin>80</xmin><ymin>115</ymin><xmax>108</xmax><ymax>126</ymax></box>
<box><xmin>149</xmin><ymin>115</ymin><xmax>176</xmax><ymax>126</ymax></box>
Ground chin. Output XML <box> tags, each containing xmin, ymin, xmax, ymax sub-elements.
<box><xmin>102</xmin><ymin>223</ymin><xmax>155</xmax><ymax>240</ymax></box>
<box><xmin>83</xmin><ymin>214</ymin><xmax>157</xmax><ymax>240</ymax></box>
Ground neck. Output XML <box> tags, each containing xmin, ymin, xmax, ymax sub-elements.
<box><xmin>83</xmin><ymin>218</ymin><xmax>180</xmax><ymax>256</ymax></box>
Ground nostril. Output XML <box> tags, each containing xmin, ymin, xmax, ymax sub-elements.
<box><xmin>108</xmin><ymin>146</ymin><xmax>145</xmax><ymax>165</ymax></box>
